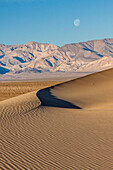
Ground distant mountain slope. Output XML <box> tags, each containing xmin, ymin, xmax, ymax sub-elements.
<box><xmin>0</xmin><ymin>38</ymin><xmax>113</xmax><ymax>76</ymax></box>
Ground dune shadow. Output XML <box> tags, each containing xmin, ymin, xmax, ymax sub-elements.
<box><xmin>36</xmin><ymin>86</ymin><xmax>81</xmax><ymax>109</ymax></box>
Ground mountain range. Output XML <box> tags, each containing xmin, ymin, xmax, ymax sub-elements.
<box><xmin>1</xmin><ymin>38</ymin><xmax>113</xmax><ymax>78</ymax></box>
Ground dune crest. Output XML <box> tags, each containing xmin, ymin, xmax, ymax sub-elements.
<box><xmin>0</xmin><ymin>91</ymin><xmax>40</xmax><ymax>119</ymax></box>
<box><xmin>46</xmin><ymin>68</ymin><xmax>113</xmax><ymax>109</ymax></box>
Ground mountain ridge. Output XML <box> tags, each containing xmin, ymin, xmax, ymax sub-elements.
<box><xmin>0</xmin><ymin>38</ymin><xmax>113</xmax><ymax>77</ymax></box>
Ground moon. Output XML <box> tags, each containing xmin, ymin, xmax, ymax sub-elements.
<box><xmin>74</xmin><ymin>19</ymin><xmax>80</xmax><ymax>27</ymax></box>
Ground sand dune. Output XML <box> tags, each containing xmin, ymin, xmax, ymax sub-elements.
<box><xmin>1</xmin><ymin>68</ymin><xmax>113</xmax><ymax>169</ymax></box>
<box><xmin>49</xmin><ymin>68</ymin><xmax>113</xmax><ymax>109</ymax></box>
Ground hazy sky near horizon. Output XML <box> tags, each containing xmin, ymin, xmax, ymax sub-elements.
<box><xmin>0</xmin><ymin>0</ymin><xmax>113</xmax><ymax>46</ymax></box>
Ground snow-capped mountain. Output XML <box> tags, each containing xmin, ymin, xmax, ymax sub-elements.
<box><xmin>1</xmin><ymin>38</ymin><xmax>113</xmax><ymax>76</ymax></box>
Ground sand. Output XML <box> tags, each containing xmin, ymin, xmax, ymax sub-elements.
<box><xmin>1</xmin><ymin>68</ymin><xmax>113</xmax><ymax>169</ymax></box>
<box><xmin>0</xmin><ymin>81</ymin><xmax>62</xmax><ymax>102</ymax></box>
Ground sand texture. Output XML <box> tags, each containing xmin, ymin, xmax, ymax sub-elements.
<box><xmin>0</xmin><ymin>81</ymin><xmax>62</xmax><ymax>102</ymax></box>
<box><xmin>1</xmin><ymin>68</ymin><xmax>113</xmax><ymax>169</ymax></box>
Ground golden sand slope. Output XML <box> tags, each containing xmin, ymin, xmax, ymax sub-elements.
<box><xmin>50</xmin><ymin>68</ymin><xmax>113</xmax><ymax>109</ymax></box>
<box><xmin>1</xmin><ymin>68</ymin><xmax>113</xmax><ymax>169</ymax></box>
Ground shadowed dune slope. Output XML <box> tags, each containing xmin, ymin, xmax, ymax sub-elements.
<box><xmin>37</xmin><ymin>88</ymin><xmax>81</xmax><ymax>109</ymax></box>
<box><xmin>37</xmin><ymin>68</ymin><xmax>113</xmax><ymax>109</ymax></box>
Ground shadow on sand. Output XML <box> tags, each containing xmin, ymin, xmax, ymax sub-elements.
<box><xmin>37</xmin><ymin>86</ymin><xmax>81</xmax><ymax>109</ymax></box>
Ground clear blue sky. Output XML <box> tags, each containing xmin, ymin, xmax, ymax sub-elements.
<box><xmin>0</xmin><ymin>0</ymin><xmax>113</xmax><ymax>46</ymax></box>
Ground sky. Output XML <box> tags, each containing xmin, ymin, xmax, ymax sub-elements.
<box><xmin>0</xmin><ymin>0</ymin><xmax>113</xmax><ymax>46</ymax></box>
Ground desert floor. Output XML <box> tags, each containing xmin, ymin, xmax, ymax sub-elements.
<box><xmin>1</xmin><ymin>69</ymin><xmax>113</xmax><ymax>169</ymax></box>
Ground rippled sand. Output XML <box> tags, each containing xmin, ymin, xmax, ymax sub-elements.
<box><xmin>1</xmin><ymin>69</ymin><xmax>113</xmax><ymax>169</ymax></box>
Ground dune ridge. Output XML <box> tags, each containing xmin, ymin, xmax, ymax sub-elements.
<box><xmin>49</xmin><ymin>68</ymin><xmax>113</xmax><ymax>109</ymax></box>
<box><xmin>0</xmin><ymin>91</ymin><xmax>40</xmax><ymax>120</ymax></box>
<box><xmin>1</xmin><ymin>68</ymin><xmax>113</xmax><ymax>169</ymax></box>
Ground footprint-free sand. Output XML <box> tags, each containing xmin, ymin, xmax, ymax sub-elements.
<box><xmin>1</xmin><ymin>69</ymin><xmax>113</xmax><ymax>169</ymax></box>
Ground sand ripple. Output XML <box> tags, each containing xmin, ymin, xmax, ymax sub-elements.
<box><xmin>1</xmin><ymin>69</ymin><xmax>113</xmax><ymax>169</ymax></box>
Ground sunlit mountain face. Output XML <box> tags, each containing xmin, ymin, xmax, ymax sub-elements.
<box><xmin>1</xmin><ymin>38</ymin><xmax>113</xmax><ymax>75</ymax></box>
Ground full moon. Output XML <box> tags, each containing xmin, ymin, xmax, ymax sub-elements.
<box><xmin>74</xmin><ymin>19</ymin><xmax>80</xmax><ymax>27</ymax></box>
